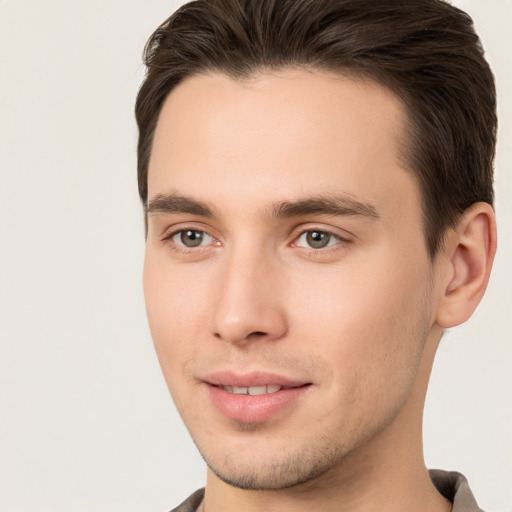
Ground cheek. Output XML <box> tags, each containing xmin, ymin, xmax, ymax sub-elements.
<box><xmin>143</xmin><ymin>251</ymin><xmax>206</xmax><ymax>379</ymax></box>
<box><xmin>289</xmin><ymin>260</ymin><xmax>432</xmax><ymax>388</ymax></box>
<box><xmin>294</xmin><ymin>272</ymin><xmax>430</xmax><ymax>438</ymax></box>
<box><xmin>143</xmin><ymin>259</ymin><xmax>206</xmax><ymax>421</ymax></box>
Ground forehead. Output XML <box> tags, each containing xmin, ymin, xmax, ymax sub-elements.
<box><xmin>148</xmin><ymin>69</ymin><xmax>418</xmax><ymax>222</ymax></box>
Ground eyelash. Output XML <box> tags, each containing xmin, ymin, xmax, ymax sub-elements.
<box><xmin>160</xmin><ymin>226</ymin><xmax>352</xmax><ymax>255</ymax></box>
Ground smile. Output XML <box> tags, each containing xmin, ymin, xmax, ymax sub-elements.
<box><xmin>204</xmin><ymin>373</ymin><xmax>312</xmax><ymax>423</ymax></box>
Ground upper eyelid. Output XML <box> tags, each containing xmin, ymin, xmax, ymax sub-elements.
<box><xmin>295</xmin><ymin>229</ymin><xmax>343</xmax><ymax>241</ymax></box>
<box><xmin>166</xmin><ymin>228</ymin><xmax>212</xmax><ymax>239</ymax></box>
<box><xmin>292</xmin><ymin>224</ymin><xmax>355</xmax><ymax>241</ymax></box>
<box><xmin>161</xmin><ymin>223</ymin><xmax>218</xmax><ymax>240</ymax></box>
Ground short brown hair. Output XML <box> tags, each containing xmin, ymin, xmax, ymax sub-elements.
<box><xmin>135</xmin><ymin>0</ymin><xmax>496</xmax><ymax>256</ymax></box>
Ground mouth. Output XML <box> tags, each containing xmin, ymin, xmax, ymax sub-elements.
<box><xmin>202</xmin><ymin>372</ymin><xmax>312</xmax><ymax>423</ymax></box>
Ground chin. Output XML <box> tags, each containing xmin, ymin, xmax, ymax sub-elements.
<box><xmin>199</xmin><ymin>436</ymin><xmax>342</xmax><ymax>491</ymax></box>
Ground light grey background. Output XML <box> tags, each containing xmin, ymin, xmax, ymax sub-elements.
<box><xmin>0</xmin><ymin>1</ymin><xmax>510</xmax><ymax>511</ymax></box>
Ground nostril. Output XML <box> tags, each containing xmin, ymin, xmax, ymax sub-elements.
<box><xmin>213</xmin><ymin>329</ymin><xmax>270</xmax><ymax>345</ymax></box>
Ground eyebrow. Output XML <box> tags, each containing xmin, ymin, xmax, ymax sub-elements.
<box><xmin>269</xmin><ymin>194</ymin><xmax>380</xmax><ymax>220</ymax></box>
<box><xmin>146</xmin><ymin>193</ymin><xmax>215</xmax><ymax>217</ymax></box>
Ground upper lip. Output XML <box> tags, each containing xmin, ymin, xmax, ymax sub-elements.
<box><xmin>202</xmin><ymin>371</ymin><xmax>310</xmax><ymax>388</ymax></box>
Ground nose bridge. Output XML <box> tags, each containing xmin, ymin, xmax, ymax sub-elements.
<box><xmin>211</xmin><ymin>240</ymin><xmax>287</xmax><ymax>345</ymax></box>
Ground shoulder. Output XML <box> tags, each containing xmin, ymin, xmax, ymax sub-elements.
<box><xmin>429</xmin><ymin>469</ymin><xmax>485</xmax><ymax>512</ymax></box>
<box><xmin>169</xmin><ymin>488</ymin><xmax>205</xmax><ymax>512</ymax></box>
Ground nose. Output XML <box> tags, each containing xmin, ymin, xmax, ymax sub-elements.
<box><xmin>211</xmin><ymin>247</ymin><xmax>288</xmax><ymax>346</ymax></box>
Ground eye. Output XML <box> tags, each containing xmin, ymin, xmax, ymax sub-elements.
<box><xmin>171</xmin><ymin>229</ymin><xmax>214</xmax><ymax>248</ymax></box>
<box><xmin>294</xmin><ymin>230</ymin><xmax>342</xmax><ymax>249</ymax></box>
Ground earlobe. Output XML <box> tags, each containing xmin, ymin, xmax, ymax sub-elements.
<box><xmin>435</xmin><ymin>202</ymin><xmax>497</xmax><ymax>328</ymax></box>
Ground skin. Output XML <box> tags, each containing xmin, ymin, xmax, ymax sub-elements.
<box><xmin>143</xmin><ymin>70</ymin><xmax>496</xmax><ymax>512</ymax></box>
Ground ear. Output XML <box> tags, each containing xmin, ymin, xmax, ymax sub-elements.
<box><xmin>435</xmin><ymin>202</ymin><xmax>497</xmax><ymax>328</ymax></box>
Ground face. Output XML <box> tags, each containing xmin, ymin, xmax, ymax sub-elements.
<box><xmin>144</xmin><ymin>70</ymin><xmax>441</xmax><ymax>490</ymax></box>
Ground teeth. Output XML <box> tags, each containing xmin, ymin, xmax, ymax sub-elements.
<box><xmin>248</xmin><ymin>386</ymin><xmax>266</xmax><ymax>396</ymax></box>
<box><xmin>221</xmin><ymin>385</ymin><xmax>282</xmax><ymax>395</ymax></box>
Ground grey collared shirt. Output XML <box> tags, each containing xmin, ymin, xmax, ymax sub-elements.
<box><xmin>430</xmin><ymin>469</ymin><xmax>485</xmax><ymax>512</ymax></box>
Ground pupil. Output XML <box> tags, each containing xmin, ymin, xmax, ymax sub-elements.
<box><xmin>307</xmin><ymin>231</ymin><xmax>329</xmax><ymax>248</ymax></box>
<box><xmin>181</xmin><ymin>230</ymin><xmax>203</xmax><ymax>247</ymax></box>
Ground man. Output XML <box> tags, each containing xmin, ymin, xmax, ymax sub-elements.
<box><xmin>135</xmin><ymin>0</ymin><xmax>497</xmax><ymax>510</ymax></box>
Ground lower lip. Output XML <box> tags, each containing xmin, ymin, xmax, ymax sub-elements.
<box><xmin>207</xmin><ymin>384</ymin><xmax>310</xmax><ymax>423</ymax></box>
